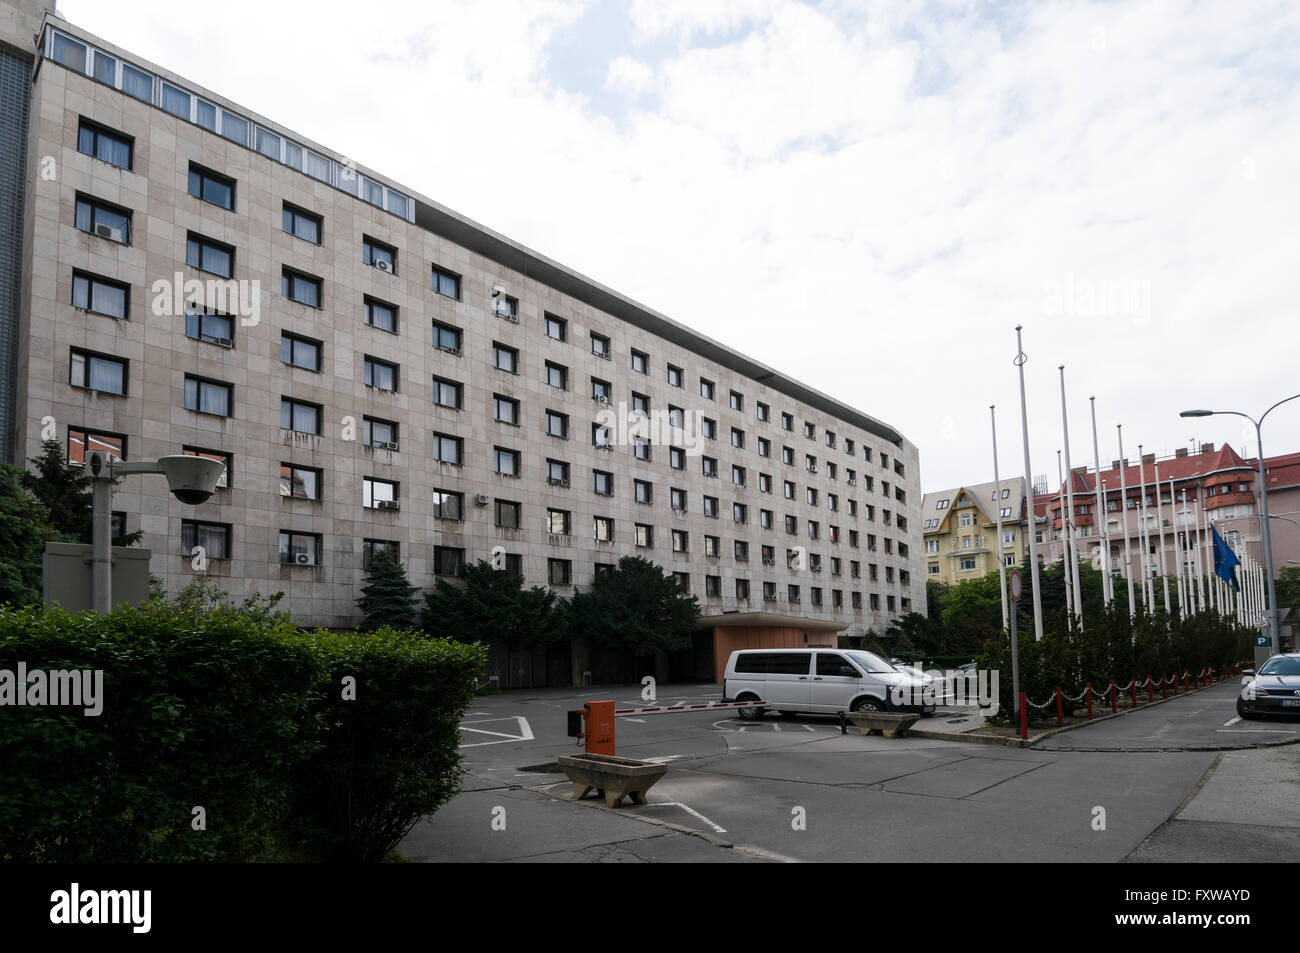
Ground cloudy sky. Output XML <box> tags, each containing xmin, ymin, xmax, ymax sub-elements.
<box><xmin>58</xmin><ymin>0</ymin><xmax>1300</xmax><ymax>492</ymax></box>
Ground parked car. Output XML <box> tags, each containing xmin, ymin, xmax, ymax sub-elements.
<box><xmin>722</xmin><ymin>648</ymin><xmax>934</xmax><ymax>720</ymax></box>
<box><xmin>1237</xmin><ymin>653</ymin><xmax>1300</xmax><ymax>719</ymax></box>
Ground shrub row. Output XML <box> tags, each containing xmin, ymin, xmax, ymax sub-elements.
<box><xmin>0</xmin><ymin>602</ymin><xmax>482</xmax><ymax>862</ymax></box>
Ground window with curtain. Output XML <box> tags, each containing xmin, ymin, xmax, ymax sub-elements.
<box><xmin>120</xmin><ymin>64</ymin><xmax>152</xmax><ymax>102</ymax></box>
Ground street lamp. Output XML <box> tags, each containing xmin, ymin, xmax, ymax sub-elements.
<box><xmin>1181</xmin><ymin>394</ymin><xmax>1300</xmax><ymax>653</ymax></box>
<box><xmin>88</xmin><ymin>452</ymin><xmax>226</xmax><ymax>613</ymax></box>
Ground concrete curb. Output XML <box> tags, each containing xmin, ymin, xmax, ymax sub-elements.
<box><xmin>906</xmin><ymin>678</ymin><xmax>1295</xmax><ymax>752</ymax></box>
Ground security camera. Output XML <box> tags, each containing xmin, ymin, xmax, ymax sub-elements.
<box><xmin>491</xmin><ymin>285</ymin><xmax>505</xmax><ymax>297</ymax></box>
<box><xmin>156</xmin><ymin>455</ymin><xmax>226</xmax><ymax>505</ymax></box>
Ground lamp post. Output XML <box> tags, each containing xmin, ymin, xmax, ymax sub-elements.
<box><xmin>87</xmin><ymin>452</ymin><xmax>226</xmax><ymax>612</ymax></box>
<box><xmin>1181</xmin><ymin>395</ymin><xmax>1300</xmax><ymax>654</ymax></box>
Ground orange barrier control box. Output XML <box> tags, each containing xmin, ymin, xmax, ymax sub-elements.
<box><xmin>584</xmin><ymin>700</ymin><xmax>615</xmax><ymax>755</ymax></box>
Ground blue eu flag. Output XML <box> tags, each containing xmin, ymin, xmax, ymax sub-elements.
<box><xmin>1212</xmin><ymin>525</ymin><xmax>1241</xmax><ymax>592</ymax></box>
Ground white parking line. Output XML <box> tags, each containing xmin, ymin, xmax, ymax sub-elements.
<box><xmin>1215</xmin><ymin>728</ymin><xmax>1295</xmax><ymax>733</ymax></box>
<box><xmin>1223</xmin><ymin>716</ymin><xmax>1241</xmax><ymax>727</ymax></box>
<box><xmin>459</xmin><ymin>716</ymin><xmax>534</xmax><ymax>747</ymax></box>
<box><xmin>644</xmin><ymin>801</ymin><xmax>727</xmax><ymax>834</ymax></box>
<box><xmin>622</xmin><ymin>717</ymin><xmax>646</xmax><ymax>723</ymax></box>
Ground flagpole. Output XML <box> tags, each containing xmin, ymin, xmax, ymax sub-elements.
<box><xmin>1154</xmin><ymin>463</ymin><xmax>1171</xmax><ymax>615</ymax></box>
<box><xmin>1137</xmin><ymin>445</ymin><xmax>1153</xmax><ymax>611</ymax></box>
<box><xmin>1090</xmin><ymin>397</ymin><xmax>1112</xmax><ymax>605</ymax></box>
<box><xmin>1015</xmin><ymin>326</ymin><xmax>1045</xmax><ymax>642</ymax></box>
<box><xmin>990</xmin><ymin>405</ymin><xmax>1009</xmax><ymax>632</ymax></box>
<box><xmin>1173</xmin><ymin>482</ymin><xmax>1185</xmax><ymax>620</ymax></box>
<box><xmin>1058</xmin><ymin>450</ymin><xmax>1073</xmax><ymax>625</ymax></box>
<box><xmin>1117</xmin><ymin>425</ymin><xmax>1136</xmax><ymax>619</ymax></box>
<box><xmin>1060</xmin><ymin>367</ymin><xmax>1084</xmax><ymax>628</ymax></box>
<box><xmin>1202</xmin><ymin>502</ymin><xmax>1216</xmax><ymax>612</ymax></box>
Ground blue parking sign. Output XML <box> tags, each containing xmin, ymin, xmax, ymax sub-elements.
<box><xmin>1256</xmin><ymin>635</ymin><xmax>1269</xmax><ymax>646</ymax></box>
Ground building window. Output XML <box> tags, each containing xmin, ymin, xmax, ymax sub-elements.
<box><xmin>548</xmin><ymin>508</ymin><xmax>572</xmax><ymax>535</ymax></box>
<box><xmin>184</xmin><ymin>375</ymin><xmax>231</xmax><ymax>416</ymax></box>
<box><xmin>279</xmin><ymin>531</ymin><xmax>322</xmax><ymax>566</ymax></box>
<box><xmin>279</xmin><ymin>463</ymin><xmax>321</xmax><ymax>500</ymax></box>
<box><xmin>495</xmin><ymin>499</ymin><xmax>522</xmax><ymax>529</ymax></box>
<box><xmin>804</xmin><ymin>422</ymin><xmax>816</xmax><ymax>440</ymax></box>
<box><xmin>732</xmin><ymin>465</ymin><xmax>746</xmax><ymax>487</ymax></box>
<box><xmin>75</xmin><ymin>195</ymin><xmax>131</xmax><ymax>244</ymax></box>
<box><xmin>702</xmin><ymin>535</ymin><xmax>720</xmax><ymax>558</ymax></box>
<box><xmin>365</xmin><ymin>297</ymin><xmax>398</xmax><ymax>333</ymax></box>
<box><xmin>632</xmin><ymin>392</ymin><xmax>650</xmax><ymax>414</ymax></box>
<box><xmin>187</xmin><ymin>164</ymin><xmax>235</xmax><ymax>210</ymax></box>
<box><xmin>590</xmin><ymin>333</ymin><xmax>611</xmax><ymax>359</ymax></box>
<box><xmin>547</xmin><ymin>459</ymin><xmax>570</xmax><ymax>485</ymax></box>
<box><xmin>591</xmin><ymin>377</ymin><xmax>612</xmax><ymax>403</ymax></box>
<box><xmin>182</xmin><ymin>447</ymin><xmax>230</xmax><ymax>489</ymax></box>
<box><xmin>788</xmin><ymin>584</ymin><xmax>801</xmax><ymax>604</ymax></box>
<box><xmin>435</xmin><ymin>546</ymin><xmax>465</xmax><ymax>575</ymax></box>
<box><xmin>545</xmin><ymin>361</ymin><xmax>568</xmax><ymax>390</ymax></box>
<box><xmin>592</xmin><ymin>423</ymin><xmax>613</xmax><ymax>448</ymax></box>
<box><xmin>491</xmin><ymin>292</ymin><xmax>518</xmax><ymax>321</ymax></box>
<box><xmin>635</xmin><ymin>479</ymin><xmax>653</xmax><ymax>504</ymax></box>
<box><xmin>807</xmin><ymin>487</ymin><xmax>818</xmax><ymax>506</ymax></box>
<box><xmin>432</xmin><ymin>490</ymin><xmax>463</xmax><ymax>521</ymax></box>
<box><xmin>549</xmin><ymin>559</ymin><xmax>572</xmax><ymax>586</ymax></box>
<box><xmin>432</xmin><ymin>265</ymin><xmax>461</xmax><ymax>299</ymax></box>
<box><xmin>274</xmin><ymin>204</ymin><xmax>322</xmax><ymax>246</ymax></box>
<box><xmin>77</xmin><ymin>119</ymin><xmax>132</xmax><ymax>170</ymax></box>
<box><xmin>702</xmin><ymin>457</ymin><xmax>718</xmax><ymax>478</ymax></box>
<box><xmin>758</xmin><ymin>473</ymin><xmax>772</xmax><ymax>493</ymax></box>
<box><xmin>759</xmin><ymin>509</ymin><xmax>773</xmax><ymax>529</ymax></box>
<box><xmin>185</xmin><ymin>305</ymin><xmax>234</xmax><ymax>347</ymax></box>
<box><xmin>362</xmin><ymin>539</ymin><xmax>399</xmax><ymax>570</ymax></box>
<box><xmin>733</xmin><ymin>502</ymin><xmax>748</xmax><ymax>524</ymax></box>
<box><xmin>734</xmin><ymin>540</ymin><xmax>749</xmax><ymax>563</ymax></box>
<box><xmin>282</xmin><ymin>268</ymin><xmax>322</xmax><ymax>307</ymax></box>
<box><xmin>364</xmin><ymin>356</ymin><xmax>399</xmax><ymax>391</ymax></box>
<box><xmin>808</xmin><ymin>520</ymin><xmax>820</xmax><ymax>540</ymax></box>
<box><xmin>670</xmin><ymin>446</ymin><xmax>686</xmax><ymax>470</ymax></box>
<box><xmin>432</xmin><ymin>432</ymin><xmax>463</xmax><ymax>465</ymax></box>
<box><xmin>782</xmin><ymin>446</ymin><xmax>795</xmax><ymax>466</ymax></box>
<box><xmin>71</xmin><ymin>270</ymin><xmax>129</xmax><ymax>320</ymax></box>
<box><xmin>491</xmin><ymin>342</ymin><xmax>519</xmax><ymax>374</ymax></box>
<box><xmin>494</xmin><ymin>447</ymin><xmax>521</xmax><ymax>476</ymax></box>
<box><xmin>280</xmin><ymin>397</ymin><xmax>322</xmax><ymax>434</ymax></box>
<box><xmin>594</xmin><ymin>516</ymin><xmax>615</xmax><ymax>542</ymax></box>
<box><xmin>673</xmin><ymin>572</ymin><xmax>690</xmax><ymax>593</ymax></box>
<box><xmin>633</xmin><ymin>437</ymin><xmax>651</xmax><ymax>461</ymax></box>
<box><xmin>593</xmin><ymin>470</ymin><xmax>614</xmax><ymax>496</ymax></box>
<box><xmin>546</xmin><ymin>410</ymin><xmax>569</xmax><ymax>439</ymax></box>
<box><xmin>702</xmin><ymin>418</ymin><xmax>717</xmax><ymax>440</ymax></box>
<box><xmin>730</xmin><ymin>428</ymin><xmax>745</xmax><ymax>450</ymax></box>
<box><xmin>700</xmin><ymin>378</ymin><xmax>715</xmax><ymax>401</ymax></box>
<box><xmin>960</xmin><ymin>558</ymin><xmax>977</xmax><ymax>571</ymax></box>
<box><xmin>669</xmin><ymin>487</ymin><xmax>687</xmax><ymax>511</ymax></box>
<box><xmin>785</xmin><ymin>515</ymin><xmax>798</xmax><ymax>534</ymax></box>
<box><xmin>630</xmin><ymin>349</ymin><xmax>648</xmax><ymax>374</ymax></box>
<box><xmin>544</xmin><ymin>313</ymin><xmax>567</xmax><ymax>341</ymax></box>
<box><xmin>69</xmin><ymin>349</ymin><xmax>127</xmax><ymax>395</ymax></box>
<box><xmin>67</xmin><ymin>428</ymin><xmax>125</xmax><ymax>465</ymax></box>
<box><xmin>433</xmin><ymin>377</ymin><xmax>463</xmax><ymax>409</ymax></box>
<box><xmin>185</xmin><ymin>233</ymin><xmax>234</xmax><ymax>279</ymax></box>
<box><xmin>705</xmin><ymin>575</ymin><xmax>722</xmax><ymax>597</ymax></box>
<box><xmin>363</xmin><ymin>237</ymin><xmax>396</xmax><ymax>272</ymax></box>
<box><xmin>672</xmin><ymin>529</ymin><xmax>689</xmax><ymax>553</ymax></box>
<box><xmin>363</xmin><ymin>416</ymin><xmax>399</xmax><ymax>449</ymax></box>
<box><xmin>704</xmin><ymin>496</ymin><xmax>720</xmax><ymax>518</ymax></box>
<box><xmin>635</xmin><ymin>523</ymin><xmax>654</xmax><ymax>547</ymax></box>
<box><xmin>666</xmin><ymin>364</ymin><xmax>683</xmax><ymax>388</ymax></box>
<box><xmin>181</xmin><ymin>520</ymin><xmax>231</xmax><ymax>560</ymax></box>
<box><xmin>757</xmin><ymin>437</ymin><xmax>772</xmax><ymax>459</ymax></box>
<box><xmin>784</xmin><ymin>481</ymin><xmax>795</xmax><ymax>500</ymax></box>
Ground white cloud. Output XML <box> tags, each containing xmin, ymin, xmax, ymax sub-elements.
<box><xmin>55</xmin><ymin>0</ymin><xmax>1300</xmax><ymax>489</ymax></box>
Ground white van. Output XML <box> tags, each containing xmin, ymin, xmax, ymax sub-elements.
<box><xmin>721</xmin><ymin>648</ymin><xmax>933</xmax><ymax>720</ymax></box>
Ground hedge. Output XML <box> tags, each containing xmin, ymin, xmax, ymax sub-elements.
<box><xmin>0</xmin><ymin>603</ymin><xmax>482</xmax><ymax>862</ymax></box>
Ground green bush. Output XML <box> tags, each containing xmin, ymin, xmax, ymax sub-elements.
<box><xmin>0</xmin><ymin>604</ymin><xmax>482</xmax><ymax>863</ymax></box>
<box><xmin>285</xmin><ymin>627</ymin><xmax>482</xmax><ymax>862</ymax></box>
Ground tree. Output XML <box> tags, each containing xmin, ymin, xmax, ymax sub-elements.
<box><xmin>22</xmin><ymin>439</ymin><xmax>141</xmax><ymax>546</ymax></box>
<box><xmin>566</xmin><ymin>556</ymin><xmax>700</xmax><ymax>654</ymax></box>
<box><xmin>421</xmin><ymin>560</ymin><xmax>565</xmax><ymax>645</ymax></box>
<box><xmin>357</xmin><ymin>547</ymin><xmax>418</xmax><ymax>631</ymax></box>
<box><xmin>0</xmin><ymin>464</ymin><xmax>55</xmax><ymax>606</ymax></box>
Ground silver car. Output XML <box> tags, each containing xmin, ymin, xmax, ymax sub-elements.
<box><xmin>1237</xmin><ymin>653</ymin><xmax>1300</xmax><ymax>719</ymax></box>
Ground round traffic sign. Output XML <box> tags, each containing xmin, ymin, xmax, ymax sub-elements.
<box><xmin>1009</xmin><ymin>569</ymin><xmax>1023</xmax><ymax>602</ymax></box>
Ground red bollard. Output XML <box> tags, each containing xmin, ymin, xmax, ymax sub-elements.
<box><xmin>1110</xmin><ymin>679</ymin><xmax>1117</xmax><ymax>714</ymax></box>
<box><xmin>1019</xmin><ymin>692</ymin><xmax>1028</xmax><ymax>740</ymax></box>
<box><xmin>1086</xmin><ymin>682</ymin><xmax>1093</xmax><ymax>720</ymax></box>
<box><xmin>1131</xmin><ymin>678</ymin><xmax>1138</xmax><ymax>708</ymax></box>
<box><xmin>1055</xmin><ymin>687</ymin><xmax>1064</xmax><ymax>727</ymax></box>
<box><xmin>1147</xmin><ymin>675</ymin><xmax>1154</xmax><ymax>705</ymax></box>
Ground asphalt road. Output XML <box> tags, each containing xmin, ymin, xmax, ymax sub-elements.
<box><xmin>400</xmin><ymin>682</ymin><xmax>1297</xmax><ymax>863</ymax></box>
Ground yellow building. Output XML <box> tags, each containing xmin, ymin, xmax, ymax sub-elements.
<box><xmin>921</xmin><ymin>479</ymin><xmax>1026</xmax><ymax>585</ymax></box>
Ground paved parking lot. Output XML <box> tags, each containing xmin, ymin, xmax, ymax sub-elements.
<box><xmin>400</xmin><ymin>681</ymin><xmax>1299</xmax><ymax>862</ymax></box>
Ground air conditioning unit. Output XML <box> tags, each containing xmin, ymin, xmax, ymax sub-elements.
<box><xmin>808</xmin><ymin>465</ymin><xmax>818</xmax><ymax>473</ymax></box>
<box><xmin>594</xmin><ymin>394</ymin><xmax>609</xmax><ymax>404</ymax></box>
<box><xmin>213</xmin><ymin>337</ymin><xmax>234</xmax><ymax>348</ymax></box>
<box><xmin>764</xmin><ymin>594</ymin><xmax>777</xmax><ymax>602</ymax></box>
<box><xmin>95</xmin><ymin>223</ymin><xmax>123</xmax><ymax>241</ymax></box>
<box><xmin>377</xmin><ymin>500</ymin><xmax>400</xmax><ymax>510</ymax></box>
<box><xmin>547</xmin><ymin>477</ymin><xmax>570</xmax><ymax>487</ymax></box>
<box><xmin>596</xmin><ymin>444</ymin><xmax>613</xmax><ymax>452</ymax></box>
<box><xmin>295</xmin><ymin>553</ymin><xmax>312</xmax><ymax>565</ymax></box>
<box><xmin>475</xmin><ymin>493</ymin><xmax>489</xmax><ymax>506</ymax></box>
<box><xmin>762</xmin><ymin>557</ymin><xmax>775</xmax><ymax>566</ymax></box>
<box><xmin>812</xmin><ymin>566</ymin><xmax>822</xmax><ymax>573</ymax></box>
<box><xmin>502</xmin><ymin>313</ymin><xmax>519</xmax><ymax>324</ymax></box>
<box><xmin>384</xmin><ymin>441</ymin><xmax>400</xmax><ymax>450</ymax></box>
<box><xmin>789</xmin><ymin>595</ymin><xmax>800</xmax><ymax>604</ymax></box>
<box><xmin>375</xmin><ymin>259</ymin><xmax>391</xmax><ymax>272</ymax></box>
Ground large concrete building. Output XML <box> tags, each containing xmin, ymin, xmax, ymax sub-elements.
<box><xmin>1</xmin><ymin>2</ymin><xmax>924</xmax><ymax>642</ymax></box>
